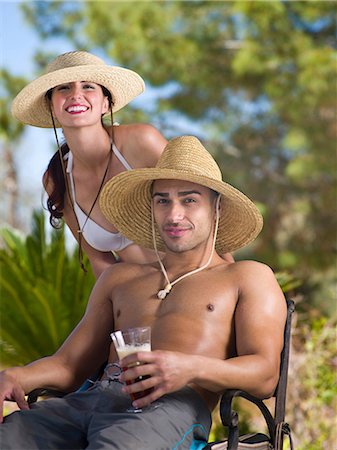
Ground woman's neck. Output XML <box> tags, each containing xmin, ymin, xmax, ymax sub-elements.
<box><xmin>62</xmin><ymin>125</ymin><xmax>111</xmax><ymax>167</ymax></box>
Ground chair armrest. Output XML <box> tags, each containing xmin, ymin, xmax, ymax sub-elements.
<box><xmin>27</xmin><ymin>362</ymin><xmax>106</xmax><ymax>405</ymax></box>
<box><xmin>219</xmin><ymin>389</ymin><xmax>276</xmax><ymax>449</ymax></box>
<box><xmin>27</xmin><ymin>388</ymin><xmax>67</xmax><ymax>405</ymax></box>
<box><xmin>219</xmin><ymin>390</ymin><xmax>241</xmax><ymax>450</ymax></box>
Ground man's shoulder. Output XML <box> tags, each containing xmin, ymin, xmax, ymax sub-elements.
<box><xmin>231</xmin><ymin>260</ymin><xmax>284</xmax><ymax>305</ymax></box>
<box><xmin>205</xmin><ymin>260</ymin><xmax>276</xmax><ymax>298</ymax></box>
<box><xmin>232</xmin><ymin>259</ymin><xmax>272</xmax><ymax>269</ymax></box>
<box><xmin>99</xmin><ymin>261</ymin><xmax>156</xmax><ymax>286</ymax></box>
<box><xmin>220</xmin><ymin>260</ymin><xmax>279</xmax><ymax>293</ymax></box>
<box><xmin>219</xmin><ymin>259</ymin><xmax>273</xmax><ymax>276</ymax></box>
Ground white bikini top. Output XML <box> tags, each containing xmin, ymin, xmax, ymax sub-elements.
<box><xmin>65</xmin><ymin>143</ymin><xmax>134</xmax><ymax>252</ymax></box>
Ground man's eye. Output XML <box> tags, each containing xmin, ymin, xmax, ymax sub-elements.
<box><xmin>157</xmin><ymin>198</ymin><xmax>168</xmax><ymax>204</ymax></box>
<box><xmin>184</xmin><ymin>198</ymin><xmax>196</xmax><ymax>203</ymax></box>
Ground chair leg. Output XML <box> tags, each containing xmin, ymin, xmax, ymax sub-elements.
<box><xmin>227</xmin><ymin>411</ymin><xmax>239</xmax><ymax>450</ymax></box>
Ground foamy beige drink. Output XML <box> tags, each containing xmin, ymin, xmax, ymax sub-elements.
<box><xmin>116</xmin><ymin>343</ymin><xmax>151</xmax><ymax>361</ymax></box>
<box><xmin>110</xmin><ymin>327</ymin><xmax>153</xmax><ymax>402</ymax></box>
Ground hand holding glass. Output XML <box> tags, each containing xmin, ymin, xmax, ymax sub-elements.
<box><xmin>110</xmin><ymin>326</ymin><xmax>154</xmax><ymax>412</ymax></box>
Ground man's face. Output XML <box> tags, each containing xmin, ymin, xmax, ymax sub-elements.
<box><xmin>152</xmin><ymin>179</ymin><xmax>217</xmax><ymax>253</ymax></box>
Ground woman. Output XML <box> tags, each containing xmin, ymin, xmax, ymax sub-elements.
<box><xmin>12</xmin><ymin>50</ymin><xmax>233</xmax><ymax>278</ymax></box>
<box><xmin>12</xmin><ymin>50</ymin><xmax>168</xmax><ymax>278</ymax></box>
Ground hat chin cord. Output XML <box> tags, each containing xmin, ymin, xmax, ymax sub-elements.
<box><xmin>152</xmin><ymin>195</ymin><xmax>221</xmax><ymax>300</ymax></box>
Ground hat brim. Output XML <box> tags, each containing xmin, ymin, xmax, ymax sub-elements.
<box><xmin>99</xmin><ymin>168</ymin><xmax>263</xmax><ymax>254</ymax></box>
<box><xmin>11</xmin><ymin>65</ymin><xmax>145</xmax><ymax>128</ymax></box>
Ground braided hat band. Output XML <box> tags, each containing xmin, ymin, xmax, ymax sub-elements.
<box><xmin>11</xmin><ymin>51</ymin><xmax>145</xmax><ymax>128</ymax></box>
<box><xmin>99</xmin><ymin>136</ymin><xmax>263</xmax><ymax>254</ymax></box>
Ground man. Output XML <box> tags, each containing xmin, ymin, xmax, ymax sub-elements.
<box><xmin>0</xmin><ymin>136</ymin><xmax>286</xmax><ymax>450</ymax></box>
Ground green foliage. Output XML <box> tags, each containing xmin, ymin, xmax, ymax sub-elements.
<box><xmin>0</xmin><ymin>69</ymin><xmax>26</xmax><ymax>141</ymax></box>
<box><xmin>302</xmin><ymin>316</ymin><xmax>336</xmax><ymax>407</ymax></box>
<box><xmin>286</xmin><ymin>314</ymin><xmax>337</xmax><ymax>449</ymax></box>
<box><xmin>275</xmin><ymin>271</ymin><xmax>302</xmax><ymax>293</ymax></box>
<box><xmin>0</xmin><ymin>210</ymin><xmax>95</xmax><ymax>365</ymax></box>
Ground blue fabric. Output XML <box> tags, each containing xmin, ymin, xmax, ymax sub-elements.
<box><xmin>172</xmin><ymin>424</ymin><xmax>209</xmax><ymax>449</ymax></box>
<box><xmin>189</xmin><ymin>439</ymin><xmax>208</xmax><ymax>450</ymax></box>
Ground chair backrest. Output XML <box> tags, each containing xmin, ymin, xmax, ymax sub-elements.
<box><xmin>274</xmin><ymin>298</ymin><xmax>295</xmax><ymax>423</ymax></box>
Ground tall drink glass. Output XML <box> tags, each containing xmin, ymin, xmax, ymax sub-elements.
<box><xmin>110</xmin><ymin>326</ymin><xmax>154</xmax><ymax>413</ymax></box>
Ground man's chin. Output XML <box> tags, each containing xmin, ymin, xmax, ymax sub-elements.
<box><xmin>164</xmin><ymin>240</ymin><xmax>191</xmax><ymax>254</ymax></box>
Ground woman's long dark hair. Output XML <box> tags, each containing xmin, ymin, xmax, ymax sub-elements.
<box><xmin>45</xmin><ymin>142</ymin><xmax>69</xmax><ymax>229</ymax></box>
<box><xmin>44</xmin><ymin>85</ymin><xmax>113</xmax><ymax>229</ymax></box>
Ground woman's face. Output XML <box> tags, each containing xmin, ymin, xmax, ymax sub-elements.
<box><xmin>50</xmin><ymin>81</ymin><xmax>110</xmax><ymax>129</ymax></box>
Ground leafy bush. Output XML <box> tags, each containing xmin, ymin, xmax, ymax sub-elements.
<box><xmin>287</xmin><ymin>314</ymin><xmax>337</xmax><ymax>449</ymax></box>
<box><xmin>0</xmin><ymin>210</ymin><xmax>95</xmax><ymax>365</ymax></box>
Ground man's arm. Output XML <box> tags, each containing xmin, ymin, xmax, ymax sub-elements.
<box><xmin>119</xmin><ymin>262</ymin><xmax>287</xmax><ymax>408</ymax></box>
<box><xmin>0</xmin><ymin>266</ymin><xmax>117</xmax><ymax>421</ymax></box>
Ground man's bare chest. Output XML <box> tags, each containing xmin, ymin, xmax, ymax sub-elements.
<box><xmin>112</xmin><ymin>270</ymin><xmax>237</xmax><ymax>331</ymax></box>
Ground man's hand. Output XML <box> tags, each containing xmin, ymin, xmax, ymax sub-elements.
<box><xmin>119</xmin><ymin>350</ymin><xmax>195</xmax><ymax>409</ymax></box>
<box><xmin>0</xmin><ymin>372</ymin><xmax>29</xmax><ymax>423</ymax></box>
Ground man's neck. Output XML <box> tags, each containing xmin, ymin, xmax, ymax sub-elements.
<box><xmin>153</xmin><ymin>247</ymin><xmax>224</xmax><ymax>300</ymax></box>
<box><xmin>160</xmin><ymin>248</ymin><xmax>223</xmax><ymax>280</ymax></box>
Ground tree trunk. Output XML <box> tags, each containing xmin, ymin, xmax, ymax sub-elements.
<box><xmin>3</xmin><ymin>143</ymin><xmax>19</xmax><ymax>228</ymax></box>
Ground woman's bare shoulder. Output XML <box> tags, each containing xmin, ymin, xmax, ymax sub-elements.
<box><xmin>113</xmin><ymin>123</ymin><xmax>167</xmax><ymax>167</ymax></box>
<box><xmin>115</xmin><ymin>122</ymin><xmax>164</xmax><ymax>138</ymax></box>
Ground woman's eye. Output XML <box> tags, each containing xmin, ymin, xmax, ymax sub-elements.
<box><xmin>57</xmin><ymin>85</ymin><xmax>69</xmax><ymax>91</ymax></box>
<box><xmin>83</xmin><ymin>84</ymin><xmax>95</xmax><ymax>90</ymax></box>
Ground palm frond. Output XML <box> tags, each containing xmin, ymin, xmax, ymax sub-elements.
<box><xmin>0</xmin><ymin>210</ymin><xmax>95</xmax><ymax>366</ymax></box>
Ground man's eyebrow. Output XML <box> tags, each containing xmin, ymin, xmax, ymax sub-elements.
<box><xmin>152</xmin><ymin>190</ymin><xmax>202</xmax><ymax>198</ymax></box>
<box><xmin>152</xmin><ymin>192</ymin><xmax>169</xmax><ymax>198</ymax></box>
<box><xmin>178</xmin><ymin>190</ymin><xmax>202</xmax><ymax>197</ymax></box>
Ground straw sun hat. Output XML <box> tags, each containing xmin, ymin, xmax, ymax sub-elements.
<box><xmin>100</xmin><ymin>136</ymin><xmax>263</xmax><ymax>254</ymax></box>
<box><xmin>11</xmin><ymin>51</ymin><xmax>145</xmax><ymax>128</ymax></box>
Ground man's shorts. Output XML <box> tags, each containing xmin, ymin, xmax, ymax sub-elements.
<box><xmin>0</xmin><ymin>381</ymin><xmax>212</xmax><ymax>450</ymax></box>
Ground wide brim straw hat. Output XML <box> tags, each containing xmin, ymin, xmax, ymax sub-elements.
<box><xmin>11</xmin><ymin>51</ymin><xmax>145</xmax><ymax>128</ymax></box>
<box><xmin>100</xmin><ymin>136</ymin><xmax>263</xmax><ymax>254</ymax></box>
